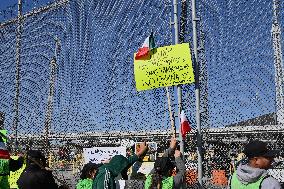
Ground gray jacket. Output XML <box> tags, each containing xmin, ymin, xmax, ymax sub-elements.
<box><xmin>228</xmin><ymin>163</ymin><xmax>282</xmax><ymax>189</ymax></box>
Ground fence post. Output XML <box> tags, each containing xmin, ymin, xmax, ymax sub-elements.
<box><xmin>173</xmin><ymin>0</ymin><xmax>184</xmax><ymax>159</ymax></box>
<box><xmin>191</xmin><ymin>0</ymin><xmax>203</xmax><ymax>186</ymax></box>
<box><xmin>13</xmin><ymin>0</ymin><xmax>23</xmax><ymax>151</ymax></box>
<box><xmin>272</xmin><ymin>0</ymin><xmax>284</xmax><ymax>124</ymax></box>
<box><xmin>44</xmin><ymin>38</ymin><xmax>60</xmax><ymax>163</ymax></box>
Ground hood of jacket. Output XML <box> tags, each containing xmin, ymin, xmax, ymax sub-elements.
<box><xmin>104</xmin><ymin>155</ymin><xmax>129</xmax><ymax>177</ymax></box>
<box><xmin>236</xmin><ymin>163</ymin><xmax>268</xmax><ymax>185</ymax></box>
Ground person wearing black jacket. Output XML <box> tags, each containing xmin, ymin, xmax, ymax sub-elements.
<box><xmin>17</xmin><ymin>150</ymin><xmax>60</xmax><ymax>189</ymax></box>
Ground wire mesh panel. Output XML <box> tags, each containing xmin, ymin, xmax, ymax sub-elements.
<box><xmin>1</xmin><ymin>0</ymin><xmax>178</xmax><ymax>187</ymax></box>
<box><xmin>197</xmin><ymin>0</ymin><xmax>284</xmax><ymax>188</ymax></box>
<box><xmin>1</xmin><ymin>0</ymin><xmax>175</xmax><ymax>140</ymax></box>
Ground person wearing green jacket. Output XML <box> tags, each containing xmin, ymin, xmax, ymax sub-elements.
<box><xmin>76</xmin><ymin>163</ymin><xmax>100</xmax><ymax>189</ymax></box>
<box><xmin>93</xmin><ymin>141</ymin><xmax>148</xmax><ymax>189</ymax></box>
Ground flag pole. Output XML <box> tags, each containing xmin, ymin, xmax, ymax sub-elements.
<box><xmin>173</xmin><ymin>0</ymin><xmax>184</xmax><ymax>158</ymax></box>
<box><xmin>166</xmin><ymin>87</ymin><xmax>176</xmax><ymax>137</ymax></box>
<box><xmin>13</xmin><ymin>0</ymin><xmax>23</xmax><ymax>152</ymax></box>
<box><xmin>191</xmin><ymin>0</ymin><xmax>203</xmax><ymax>186</ymax></box>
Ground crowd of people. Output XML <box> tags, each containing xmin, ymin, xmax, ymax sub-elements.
<box><xmin>76</xmin><ymin>137</ymin><xmax>186</xmax><ymax>189</ymax></box>
<box><xmin>0</xmin><ymin>127</ymin><xmax>283</xmax><ymax>189</ymax></box>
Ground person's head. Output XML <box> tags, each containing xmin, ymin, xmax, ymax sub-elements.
<box><xmin>150</xmin><ymin>157</ymin><xmax>175</xmax><ymax>189</ymax></box>
<box><xmin>27</xmin><ymin>150</ymin><xmax>47</xmax><ymax>167</ymax></box>
<box><xmin>126</xmin><ymin>148</ymin><xmax>132</xmax><ymax>156</ymax></box>
<box><xmin>154</xmin><ymin>157</ymin><xmax>175</xmax><ymax>176</ymax></box>
<box><xmin>244</xmin><ymin>140</ymin><xmax>280</xmax><ymax>170</ymax></box>
<box><xmin>80</xmin><ymin>163</ymin><xmax>99</xmax><ymax>180</ymax></box>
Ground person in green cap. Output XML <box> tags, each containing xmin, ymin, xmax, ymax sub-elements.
<box><xmin>92</xmin><ymin>141</ymin><xmax>148</xmax><ymax>189</ymax></box>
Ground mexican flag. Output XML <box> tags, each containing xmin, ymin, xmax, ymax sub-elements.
<box><xmin>180</xmin><ymin>110</ymin><xmax>191</xmax><ymax>139</ymax></box>
<box><xmin>135</xmin><ymin>33</ymin><xmax>155</xmax><ymax>60</ymax></box>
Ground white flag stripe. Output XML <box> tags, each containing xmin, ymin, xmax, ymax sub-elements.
<box><xmin>142</xmin><ymin>36</ymin><xmax>150</xmax><ymax>48</ymax></box>
<box><xmin>181</xmin><ymin>110</ymin><xmax>188</xmax><ymax>123</ymax></box>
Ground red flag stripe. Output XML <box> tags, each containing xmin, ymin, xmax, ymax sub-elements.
<box><xmin>180</xmin><ymin>110</ymin><xmax>191</xmax><ymax>139</ymax></box>
<box><xmin>0</xmin><ymin>149</ymin><xmax>10</xmax><ymax>159</ymax></box>
<box><xmin>135</xmin><ymin>47</ymin><xmax>150</xmax><ymax>60</ymax></box>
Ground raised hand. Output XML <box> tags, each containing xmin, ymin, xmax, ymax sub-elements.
<box><xmin>174</xmin><ymin>150</ymin><xmax>182</xmax><ymax>158</ymax></box>
<box><xmin>136</xmin><ymin>141</ymin><xmax>148</xmax><ymax>157</ymax></box>
<box><xmin>170</xmin><ymin>137</ymin><xmax>177</xmax><ymax>150</ymax></box>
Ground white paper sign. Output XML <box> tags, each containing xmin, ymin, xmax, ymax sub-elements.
<box><xmin>83</xmin><ymin>147</ymin><xmax>126</xmax><ymax>164</ymax></box>
<box><xmin>137</xmin><ymin>162</ymin><xmax>155</xmax><ymax>174</ymax></box>
<box><xmin>116</xmin><ymin>180</ymin><xmax>126</xmax><ymax>189</ymax></box>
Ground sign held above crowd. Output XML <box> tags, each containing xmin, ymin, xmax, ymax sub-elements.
<box><xmin>134</xmin><ymin>43</ymin><xmax>195</xmax><ymax>91</ymax></box>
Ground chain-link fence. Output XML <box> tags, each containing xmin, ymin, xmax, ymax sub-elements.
<box><xmin>0</xmin><ymin>0</ymin><xmax>284</xmax><ymax>188</ymax></box>
<box><xmin>197</xmin><ymin>0</ymin><xmax>284</xmax><ymax>188</ymax></box>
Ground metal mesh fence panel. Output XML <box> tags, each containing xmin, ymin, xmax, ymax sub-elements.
<box><xmin>1</xmin><ymin>0</ymin><xmax>176</xmax><ymax>187</ymax></box>
<box><xmin>1</xmin><ymin>0</ymin><xmax>174</xmax><ymax>138</ymax></box>
<box><xmin>197</xmin><ymin>0</ymin><xmax>284</xmax><ymax>188</ymax></box>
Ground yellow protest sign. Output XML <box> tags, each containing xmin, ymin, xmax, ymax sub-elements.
<box><xmin>134</xmin><ymin>43</ymin><xmax>195</xmax><ymax>91</ymax></box>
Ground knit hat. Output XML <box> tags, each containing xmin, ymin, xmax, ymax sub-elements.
<box><xmin>27</xmin><ymin>150</ymin><xmax>45</xmax><ymax>159</ymax></box>
<box><xmin>154</xmin><ymin>157</ymin><xmax>175</xmax><ymax>176</ymax></box>
<box><xmin>80</xmin><ymin>162</ymin><xmax>100</xmax><ymax>179</ymax></box>
<box><xmin>244</xmin><ymin>140</ymin><xmax>280</xmax><ymax>158</ymax></box>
